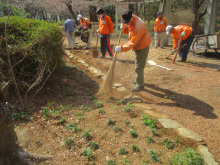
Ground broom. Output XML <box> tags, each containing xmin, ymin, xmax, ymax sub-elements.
<box><xmin>98</xmin><ymin>30</ymin><xmax>123</xmax><ymax>95</ymax></box>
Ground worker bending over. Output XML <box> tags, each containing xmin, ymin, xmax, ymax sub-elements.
<box><xmin>166</xmin><ymin>25</ymin><xmax>195</xmax><ymax>62</ymax></box>
<box><xmin>115</xmin><ymin>10</ymin><xmax>152</xmax><ymax>92</ymax></box>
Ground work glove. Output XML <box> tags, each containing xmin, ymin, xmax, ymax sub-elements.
<box><xmin>170</xmin><ymin>49</ymin><xmax>175</xmax><ymax>55</ymax></box>
<box><xmin>115</xmin><ymin>46</ymin><xmax>121</xmax><ymax>52</ymax></box>
<box><xmin>180</xmin><ymin>31</ymin><xmax>185</xmax><ymax>38</ymax></box>
<box><xmin>96</xmin><ymin>30</ymin><xmax>99</xmax><ymax>33</ymax></box>
<box><xmin>120</xmin><ymin>23</ymin><xmax>124</xmax><ymax>29</ymax></box>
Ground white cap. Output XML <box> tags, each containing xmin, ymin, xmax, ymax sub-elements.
<box><xmin>166</xmin><ymin>25</ymin><xmax>173</xmax><ymax>35</ymax></box>
<box><xmin>77</xmin><ymin>14</ymin><xmax>82</xmax><ymax>20</ymax></box>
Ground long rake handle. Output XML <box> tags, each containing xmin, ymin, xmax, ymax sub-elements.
<box><xmin>96</xmin><ymin>33</ymin><xmax>99</xmax><ymax>49</ymax></box>
<box><xmin>114</xmin><ymin>30</ymin><xmax>123</xmax><ymax>58</ymax></box>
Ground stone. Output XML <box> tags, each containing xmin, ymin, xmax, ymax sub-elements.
<box><xmin>133</xmin><ymin>103</ymin><xmax>154</xmax><ymax>110</ymax></box>
<box><xmin>197</xmin><ymin>145</ymin><xmax>219</xmax><ymax>165</ymax></box>
<box><xmin>117</xmin><ymin>86</ymin><xmax>127</xmax><ymax>92</ymax></box>
<box><xmin>125</xmin><ymin>95</ymin><xmax>142</xmax><ymax>103</ymax></box>
<box><xmin>113</xmin><ymin>83</ymin><xmax>123</xmax><ymax>88</ymax></box>
<box><xmin>88</xmin><ymin>66</ymin><xmax>105</xmax><ymax>78</ymax></box>
<box><xmin>77</xmin><ymin>59</ymin><xmax>86</xmax><ymax>64</ymax></box>
<box><xmin>158</xmin><ymin>119</ymin><xmax>183</xmax><ymax>129</ymax></box>
<box><xmin>143</xmin><ymin>109</ymin><xmax>168</xmax><ymax>119</ymax></box>
<box><xmin>176</xmin><ymin>128</ymin><xmax>204</xmax><ymax>142</ymax></box>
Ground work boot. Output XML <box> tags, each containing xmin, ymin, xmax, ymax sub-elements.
<box><xmin>132</xmin><ymin>86</ymin><xmax>144</xmax><ymax>92</ymax></box>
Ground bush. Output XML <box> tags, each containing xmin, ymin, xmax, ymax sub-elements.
<box><xmin>0</xmin><ymin>16</ymin><xmax>63</xmax><ymax>98</ymax></box>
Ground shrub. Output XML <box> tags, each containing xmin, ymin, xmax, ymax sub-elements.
<box><xmin>130</xmin><ymin>129</ymin><xmax>138</xmax><ymax>138</ymax></box>
<box><xmin>149</xmin><ymin>150</ymin><xmax>160</xmax><ymax>162</ymax></box>
<box><xmin>0</xmin><ymin>16</ymin><xmax>63</xmax><ymax>98</ymax></box>
<box><xmin>131</xmin><ymin>144</ymin><xmax>140</xmax><ymax>152</ymax></box>
<box><xmin>119</xmin><ymin>147</ymin><xmax>128</xmax><ymax>155</ymax></box>
<box><xmin>169</xmin><ymin>148</ymin><xmax>204</xmax><ymax>165</ymax></box>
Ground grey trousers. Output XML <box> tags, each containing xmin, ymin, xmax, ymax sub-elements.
<box><xmin>134</xmin><ymin>46</ymin><xmax>149</xmax><ymax>87</ymax></box>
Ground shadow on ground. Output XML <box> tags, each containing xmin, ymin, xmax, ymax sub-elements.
<box><xmin>144</xmin><ymin>84</ymin><xmax>217</xmax><ymax>119</ymax></box>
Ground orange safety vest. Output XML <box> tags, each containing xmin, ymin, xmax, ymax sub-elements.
<box><xmin>80</xmin><ymin>17</ymin><xmax>91</xmax><ymax>30</ymax></box>
<box><xmin>121</xmin><ymin>15</ymin><xmax>152</xmax><ymax>52</ymax></box>
<box><xmin>172</xmin><ymin>25</ymin><xmax>193</xmax><ymax>49</ymax></box>
<box><xmin>154</xmin><ymin>17</ymin><xmax>167</xmax><ymax>32</ymax></box>
<box><xmin>98</xmin><ymin>14</ymin><xmax>114</xmax><ymax>35</ymax></box>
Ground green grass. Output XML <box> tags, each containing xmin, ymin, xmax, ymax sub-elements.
<box><xmin>124</xmin><ymin>119</ymin><xmax>130</xmax><ymax>125</ymax></box>
<box><xmin>12</xmin><ymin>112</ymin><xmax>32</xmax><ymax>121</ymax></box>
<box><xmin>66</xmin><ymin>123</ymin><xmax>76</xmax><ymax>130</ymax></box>
<box><xmin>81</xmin><ymin>130</ymin><xmax>91</xmax><ymax>140</ymax></box>
<box><xmin>131</xmin><ymin>144</ymin><xmax>140</xmax><ymax>152</ymax></box>
<box><xmin>146</xmin><ymin>136</ymin><xmax>154</xmax><ymax>143</ymax></box>
<box><xmin>142</xmin><ymin>114</ymin><xmax>156</xmax><ymax>128</ymax></box>
<box><xmin>58</xmin><ymin>116</ymin><xmax>66</xmax><ymax>124</ymax></box>
<box><xmin>117</xmin><ymin>99</ymin><xmax>127</xmax><ymax>105</ymax></box>
<box><xmin>169</xmin><ymin>148</ymin><xmax>204</xmax><ymax>165</ymax></box>
<box><xmin>82</xmin><ymin>148</ymin><xmax>95</xmax><ymax>161</ymax></box>
<box><xmin>130</xmin><ymin>129</ymin><xmax>138</xmax><ymax>138</ymax></box>
<box><xmin>162</xmin><ymin>138</ymin><xmax>175</xmax><ymax>149</ymax></box>
<box><xmin>112</xmin><ymin>126</ymin><xmax>122</xmax><ymax>132</ymax></box>
<box><xmin>107</xmin><ymin>118</ymin><xmax>115</xmax><ymax>125</ymax></box>
<box><xmin>119</xmin><ymin>147</ymin><xmax>128</xmax><ymax>155</ymax></box>
<box><xmin>63</xmin><ymin>137</ymin><xmax>74</xmax><ymax>146</ymax></box>
<box><xmin>99</xmin><ymin>108</ymin><xmax>105</xmax><ymax>114</ymax></box>
<box><xmin>94</xmin><ymin>100</ymin><xmax>103</xmax><ymax>108</ymax></box>
<box><xmin>149</xmin><ymin>150</ymin><xmax>160</xmax><ymax>162</ymax></box>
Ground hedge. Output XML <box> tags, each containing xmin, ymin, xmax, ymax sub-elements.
<box><xmin>0</xmin><ymin>16</ymin><xmax>63</xmax><ymax>95</ymax></box>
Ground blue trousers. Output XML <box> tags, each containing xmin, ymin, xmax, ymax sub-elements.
<box><xmin>179</xmin><ymin>31</ymin><xmax>195</xmax><ymax>61</ymax></box>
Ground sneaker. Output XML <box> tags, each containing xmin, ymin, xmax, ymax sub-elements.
<box><xmin>110</xmin><ymin>56</ymin><xmax>113</xmax><ymax>60</ymax></box>
<box><xmin>177</xmin><ymin>59</ymin><xmax>186</xmax><ymax>62</ymax></box>
<box><xmin>98</xmin><ymin>55</ymin><xmax>105</xmax><ymax>58</ymax></box>
<box><xmin>132</xmin><ymin>86</ymin><xmax>144</xmax><ymax>92</ymax></box>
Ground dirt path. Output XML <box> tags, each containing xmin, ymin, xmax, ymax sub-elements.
<box><xmin>65</xmin><ymin>35</ymin><xmax>220</xmax><ymax>162</ymax></box>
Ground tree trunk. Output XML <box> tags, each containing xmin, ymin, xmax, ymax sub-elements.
<box><xmin>65</xmin><ymin>2</ymin><xmax>79</xmax><ymax>24</ymax></box>
<box><xmin>89</xmin><ymin>6</ymin><xmax>98</xmax><ymax>22</ymax></box>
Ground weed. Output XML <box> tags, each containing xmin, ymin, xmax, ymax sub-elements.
<box><xmin>161</xmin><ymin>129</ymin><xmax>166</xmax><ymax>133</ymax></box>
<box><xmin>123</xmin><ymin>106</ymin><xmax>132</xmax><ymax>112</ymax></box>
<box><xmin>119</xmin><ymin>158</ymin><xmax>130</xmax><ymax>164</ymax></box>
<box><xmin>89</xmin><ymin>141</ymin><xmax>99</xmax><ymax>150</ymax></box>
<box><xmin>146</xmin><ymin>136</ymin><xmax>154</xmax><ymax>143</ymax></box>
<box><xmin>83</xmin><ymin>106</ymin><xmax>89</xmax><ymax>112</ymax></box>
<box><xmin>129</xmin><ymin>124</ymin><xmax>134</xmax><ymax>129</ymax></box>
<box><xmin>175</xmin><ymin>139</ymin><xmax>182</xmax><ymax>144</ymax></box>
<box><xmin>51</xmin><ymin>109</ymin><xmax>59</xmax><ymax>115</ymax></box>
<box><xmin>94</xmin><ymin>100</ymin><xmax>103</xmax><ymax>108</ymax></box>
<box><xmin>162</xmin><ymin>138</ymin><xmax>175</xmax><ymax>149</ymax></box>
<box><xmin>98</xmin><ymin>108</ymin><xmax>105</xmax><ymax>114</ymax></box>
<box><xmin>112</xmin><ymin>126</ymin><xmax>122</xmax><ymax>132</ymax></box>
<box><xmin>12</xmin><ymin>112</ymin><xmax>32</xmax><ymax>121</ymax></box>
<box><xmin>142</xmin><ymin>114</ymin><xmax>156</xmax><ymax>128</ymax></box>
<box><xmin>142</xmin><ymin>159</ymin><xmax>149</xmax><ymax>165</ymax></box>
<box><xmin>58</xmin><ymin>116</ymin><xmax>66</xmax><ymax>124</ymax></box>
<box><xmin>107</xmin><ymin>118</ymin><xmax>115</xmax><ymax>125</ymax></box>
<box><xmin>124</xmin><ymin>119</ymin><xmax>130</xmax><ymax>125</ymax></box>
<box><xmin>77</xmin><ymin>115</ymin><xmax>85</xmax><ymax>121</ymax></box>
<box><xmin>151</xmin><ymin>128</ymin><xmax>158</xmax><ymax>136</ymax></box>
<box><xmin>109</xmin><ymin>96</ymin><xmax>114</xmax><ymax>100</ymax></box>
<box><xmin>64</xmin><ymin>137</ymin><xmax>74</xmax><ymax>146</ymax></box>
<box><xmin>73</xmin><ymin>126</ymin><xmax>81</xmax><ymax>133</ymax></box>
<box><xmin>82</xmin><ymin>148</ymin><xmax>95</xmax><ymax>161</ymax></box>
<box><xmin>113</xmin><ymin>106</ymin><xmax>117</xmax><ymax>110</ymax></box>
<box><xmin>131</xmin><ymin>144</ymin><xmax>140</xmax><ymax>152</ymax></box>
<box><xmin>119</xmin><ymin>147</ymin><xmax>128</xmax><ymax>155</ymax></box>
<box><xmin>43</xmin><ymin>108</ymin><xmax>50</xmax><ymax>118</ymax></box>
<box><xmin>169</xmin><ymin>148</ymin><xmax>204</xmax><ymax>165</ymax></box>
<box><xmin>149</xmin><ymin>150</ymin><xmax>160</xmax><ymax>162</ymax></box>
<box><xmin>66</xmin><ymin>123</ymin><xmax>75</xmax><ymax>130</ymax></box>
<box><xmin>164</xmin><ymin>95</ymin><xmax>174</xmax><ymax>99</ymax></box>
<box><xmin>81</xmin><ymin>130</ymin><xmax>91</xmax><ymax>140</ymax></box>
<box><xmin>130</xmin><ymin>129</ymin><xmax>138</xmax><ymax>138</ymax></box>
<box><xmin>74</xmin><ymin>112</ymin><xmax>81</xmax><ymax>116</ymax></box>
<box><xmin>117</xmin><ymin>99</ymin><xmax>127</xmax><ymax>105</ymax></box>
<box><xmin>106</xmin><ymin>159</ymin><xmax>116</xmax><ymax>165</ymax></box>
<box><xmin>49</xmin><ymin>101</ymin><xmax>54</xmax><ymax>109</ymax></box>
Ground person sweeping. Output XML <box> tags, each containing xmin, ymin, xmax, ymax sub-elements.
<box><xmin>77</xmin><ymin>14</ymin><xmax>92</xmax><ymax>49</ymax></box>
<box><xmin>166</xmin><ymin>25</ymin><xmax>195</xmax><ymax>62</ymax></box>
<box><xmin>115</xmin><ymin>9</ymin><xmax>152</xmax><ymax>92</ymax></box>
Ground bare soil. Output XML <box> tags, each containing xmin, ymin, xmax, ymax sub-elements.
<box><xmin>12</xmin><ymin>34</ymin><xmax>220</xmax><ymax>164</ymax></box>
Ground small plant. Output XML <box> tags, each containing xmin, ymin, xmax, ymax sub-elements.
<box><xmin>94</xmin><ymin>100</ymin><xmax>103</xmax><ymax>108</ymax></box>
<box><xmin>109</xmin><ymin>96</ymin><xmax>114</xmax><ymax>100</ymax></box>
<box><xmin>89</xmin><ymin>141</ymin><xmax>99</xmax><ymax>150</ymax></box>
<box><xmin>51</xmin><ymin>109</ymin><xmax>59</xmax><ymax>115</ymax></box>
<box><xmin>82</xmin><ymin>130</ymin><xmax>91</xmax><ymax>140</ymax></box>
<box><xmin>129</xmin><ymin>124</ymin><xmax>134</xmax><ymax>129</ymax></box>
<box><xmin>169</xmin><ymin>148</ymin><xmax>204</xmax><ymax>165</ymax></box>
<box><xmin>112</xmin><ymin>126</ymin><xmax>122</xmax><ymax>132</ymax></box>
<box><xmin>119</xmin><ymin>158</ymin><xmax>130</xmax><ymax>164</ymax></box>
<box><xmin>82</xmin><ymin>148</ymin><xmax>95</xmax><ymax>161</ymax></box>
<box><xmin>119</xmin><ymin>147</ymin><xmax>128</xmax><ymax>155</ymax></box>
<box><xmin>64</xmin><ymin>137</ymin><xmax>74</xmax><ymax>146</ymax></box>
<box><xmin>43</xmin><ymin>108</ymin><xmax>50</xmax><ymax>118</ymax></box>
<box><xmin>161</xmin><ymin>129</ymin><xmax>166</xmax><ymax>133</ymax></box>
<box><xmin>117</xmin><ymin>99</ymin><xmax>127</xmax><ymax>105</ymax></box>
<box><xmin>73</xmin><ymin>126</ymin><xmax>81</xmax><ymax>133</ymax></box>
<box><xmin>66</xmin><ymin>123</ymin><xmax>75</xmax><ymax>130</ymax></box>
<box><xmin>12</xmin><ymin>112</ymin><xmax>32</xmax><ymax>121</ymax></box>
<box><xmin>49</xmin><ymin>101</ymin><xmax>54</xmax><ymax>109</ymax></box>
<box><xmin>77</xmin><ymin>115</ymin><xmax>85</xmax><ymax>121</ymax></box>
<box><xmin>162</xmin><ymin>138</ymin><xmax>175</xmax><ymax>149</ymax></box>
<box><xmin>113</xmin><ymin>106</ymin><xmax>117</xmax><ymax>110</ymax></box>
<box><xmin>106</xmin><ymin>159</ymin><xmax>116</xmax><ymax>165</ymax></box>
<box><xmin>99</xmin><ymin>108</ymin><xmax>105</xmax><ymax>114</ymax></box>
<box><xmin>146</xmin><ymin>136</ymin><xmax>154</xmax><ymax>143</ymax></box>
<box><xmin>83</xmin><ymin>106</ymin><xmax>89</xmax><ymax>112</ymax></box>
<box><xmin>74</xmin><ymin>112</ymin><xmax>81</xmax><ymax>116</ymax></box>
<box><xmin>142</xmin><ymin>114</ymin><xmax>156</xmax><ymax>128</ymax></box>
<box><xmin>58</xmin><ymin>116</ymin><xmax>66</xmax><ymax>124</ymax></box>
<box><xmin>131</xmin><ymin>144</ymin><xmax>140</xmax><ymax>152</ymax></box>
<box><xmin>175</xmin><ymin>138</ymin><xmax>182</xmax><ymax>145</ymax></box>
<box><xmin>149</xmin><ymin>150</ymin><xmax>160</xmax><ymax>162</ymax></box>
<box><xmin>130</xmin><ymin>129</ymin><xmax>138</xmax><ymax>138</ymax></box>
<box><xmin>142</xmin><ymin>159</ymin><xmax>149</xmax><ymax>165</ymax></box>
<box><xmin>151</xmin><ymin>128</ymin><xmax>158</xmax><ymax>135</ymax></box>
<box><xmin>124</xmin><ymin>119</ymin><xmax>130</xmax><ymax>125</ymax></box>
<box><xmin>107</xmin><ymin>118</ymin><xmax>114</xmax><ymax>125</ymax></box>
<box><xmin>122</xmin><ymin>103</ymin><xmax>133</xmax><ymax>112</ymax></box>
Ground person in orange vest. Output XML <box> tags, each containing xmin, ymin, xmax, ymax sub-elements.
<box><xmin>96</xmin><ymin>8</ymin><xmax>114</xmax><ymax>59</ymax></box>
<box><xmin>154</xmin><ymin>11</ymin><xmax>167</xmax><ymax>48</ymax></box>
<box><xmin>115</xmin><ymin>10</ymin><xmax>152</xmax><ymax>92</ymax></box>
<box><xmin>77</xmin><ymin>14</ymin><xmax>92</xmax><ymax>49</ymax></box>
<box><xmin>166</xmin><ymin>25</ymin><xmax>195</xmax><ymax>62</ymax></box>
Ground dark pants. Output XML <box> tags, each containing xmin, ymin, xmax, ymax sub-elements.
<box><xmin>179</xmin><ymin>30</ymin><xmax>195</xmax><ymax>61</ymax></box>
<box><xmin>100</xmin><ymin>35</ymin><xmax>113</xmax><ymax>57</ymax></box>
